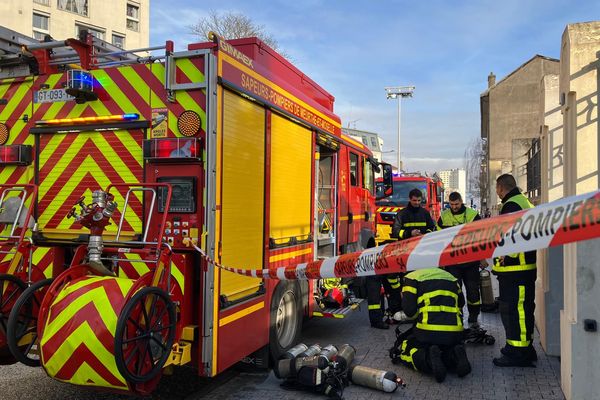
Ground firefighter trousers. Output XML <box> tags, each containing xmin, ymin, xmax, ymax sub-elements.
<box><xmin>397</xmin><ymin>337</ymin><xmax>464</xmax><ymax>374</ymax></box>
<box><xmin>366</xmin><ymin>274</ymin><xmax>401</xmax><ymax>324</ymax></box>
<box><xmin>445</xmin><ymin>264</ymin><xmax>481</xmax><ymax>323</ymax></box>
<box><xmin>498</xmin><ymin>273</ymin><xmax>536</xmax><ymax>357</ymax></box>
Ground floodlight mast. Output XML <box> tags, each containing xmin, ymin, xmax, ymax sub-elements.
<box><xmin>385</xmin><ymin>86</ymin><xmax>415</xmax><ymax>171</ymax></box>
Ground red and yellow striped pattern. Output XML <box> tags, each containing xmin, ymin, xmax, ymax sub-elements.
<box><xmin>0</xmin><ymin>59</ymin><xmax>207</xmax><ymax>239</ymax></box>
<box><xmin>377</xmin><ymin>206</ymin><xmax>402</xmax><ymax>212</ymax></box>
<box><xmin>39</xmin><ymin>276</ymin><xmax>134</xmax><ymax>390</ymax></box>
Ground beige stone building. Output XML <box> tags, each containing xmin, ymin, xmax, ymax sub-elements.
<box><xmin>480</xmin><ymin>55</ymin><xmax>559</xmax><ymax>212</ymax></box>
<box><xmin>0</xmin><ymin>0</ymin><xmax>149</xmax><ymax>50</ymax></box>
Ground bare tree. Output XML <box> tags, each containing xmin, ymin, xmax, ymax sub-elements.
<box><xmin>464</xmin><ymin>137</ymin><xmax>486</xmax><ymax>208</ymax></box>
<box><xmin>190</xmin><ymin>10</ymin><xmax>289</xmax><ymax>58</ymax></box>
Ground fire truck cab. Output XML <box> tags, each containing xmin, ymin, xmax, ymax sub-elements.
<box><xmin>374</xmin><ymin>173</ymin><xmax>443</xmax><ymax>244</ymax></box>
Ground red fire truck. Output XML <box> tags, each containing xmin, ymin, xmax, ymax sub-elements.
<box><xmin>375</xmin><ymin>173</ymin><xmax>443</xmax><ymax>244</ymax></box>
<box><xmin>0</xmin><ymin>27</ymin><xmax>391</xmax><ymax>394</ymax></box>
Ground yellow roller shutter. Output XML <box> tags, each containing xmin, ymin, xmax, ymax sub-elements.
<box><xmin>269</xmin><ymin>113</ymin><xmax>312</xmax><ymax>245</ymax></box>
<box><xmin>219</xmin><ymin>91</ymin><xmax>264</xmax><ymax>302</ymax></box>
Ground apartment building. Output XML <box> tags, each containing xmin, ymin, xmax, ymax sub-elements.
<box><xmin>0</xmin><ymin>0</ymin><xmax>149</xmax><ymax>50</ymax></box>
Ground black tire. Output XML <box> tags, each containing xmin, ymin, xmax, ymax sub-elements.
<box><xmin>269</xmin><ymin>281</ymin><xmax>302</xmax><ymax>362</ymax></box>
<box><xmin>114</xmin><ymin>286</ymin><xmax>176</xmax><ymax>384</ymax></box>
<box><xmin>0</xmin><ymin>274</ymin><xmax>27</xmax><ymax>337</ymax></box>
<box><xmin>7</xmin><ymin>278</ymin><xmax>53</xmax><ymax>366</ymax></box>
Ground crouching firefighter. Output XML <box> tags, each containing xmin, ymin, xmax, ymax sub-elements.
<box><xmin>389</xmin><ymin>268</ymin><xmax>471</xmax><ymax>383</ymax></box>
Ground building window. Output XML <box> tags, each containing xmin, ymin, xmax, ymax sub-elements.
<box><xmin>76</xmin><ymin>24</ymin><xmax>105</xmax><ymax>40</ymax></box>
<box><xmin>57</xmin><ymin>0</ymin><xmax>89</xmax><ymax>17</ymax></box>
<box><xmin>127</xmin><ymin>3</ymin><xmax>140</xmax><ymax>32</ymax></box>
<box><xmin>370</xmin><ymin>137</ymin><xmax>378</xmax><ymax>149</ymax></box>
<box><xmin>112</xmin><ymin>34</ymin><xmax>125</xmax><ymax>49</ymax></box>
<box><xmin>34</xmin><ymin>0</ymin><xmax>50</xmax><ymax>6</ymax></box>
<box><xmin>32</xmin><ymin>12</ymin><xmax>50</xmax><ymax>40</ymax></box>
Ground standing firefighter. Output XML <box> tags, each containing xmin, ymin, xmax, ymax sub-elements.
<box><xmin>492</xmin><ymin>174</ymin><xmax>537</xmax><ymax>367</ymax></box>
<box><xmin>385</xmin><ymin>188</ymin><xmax>436</xmax><ymax>322</ymax></box>
<box><xmin>437</xmin><ymin>191</ymin><xmax>487</xmax><ymax>328</ymax></box>
<box><xmin>390</xmin><ymin>268</ymin><xmax>471</xmax><ymax>383</ymax></box>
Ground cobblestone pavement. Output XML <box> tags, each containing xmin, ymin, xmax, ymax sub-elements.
<box><xmin>0</xmin><ymin>305</ymin><xmax>565</xmax><ymax>400</ymax></box>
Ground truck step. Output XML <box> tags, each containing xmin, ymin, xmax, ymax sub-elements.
<box><xmin>313</xmin><ymin>298</ymin><xmax>364</xmax><ymax>318</ymax></box>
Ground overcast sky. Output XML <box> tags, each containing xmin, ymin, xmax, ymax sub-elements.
<box><xmin>150</xmin><ymin>0</ymin><xmax>599</xmax><ymax>172</ymax></box>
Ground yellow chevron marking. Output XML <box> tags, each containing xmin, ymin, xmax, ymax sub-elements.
<box><xmin>32</xmin><ymin>247</ymin><xmax>54</xmax><ymax>278</ymax></box>
<box><xmin>86</xmin><ymin>101</ymin><xmax>143</xmax><ymax>168</ymax></box>
<box><xmin>0</xmin><ymin>80</ymin><xmax>32</xmax><ymax>120</ymax></box>
<box><xmin>39</xmin><ymin>156</ymin><xmax>142</xmax><ymax>231</ymax></box>
<box><xmin>171</xmin><ymin>258</ymin><xmax>185</xmax><ymax>295</ymax></box>
<box><xmin>43</xmin><ymin>321</ymin><xmax>127</xmax><ymax>389</ymax></box>
<box><xmin>177</xmin><ymin>58</ymin><xmax>205</xmax><ymax>83</ymax></box>
<box><xmin>92</xmin><ymin>69</ymin><xmax>141</xmax><ymax>116</ymax></box>
<box><xmin>151</xmin><ymin>63</ymin><xmax>207</xmax><ymax>135</ymax></box>
<box><xmin>39</xmin><ymin>132</ymin><xmax>142</xmax><ymax>196</ymax></box>
<box><xmin>119</xmin><ymin>252</ymin><xmax>150</xmax><ymax>278</ymax></box>
<box><xmin>43</xmin><ymin>277</ymin><xmax>133</xmax><ymax>341</ymax></box>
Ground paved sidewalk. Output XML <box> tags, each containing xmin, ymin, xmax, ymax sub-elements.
<box><xmin>196</xmin><ymin>306</ymin><xmax>565</xmax><ymax>400</ymax></box>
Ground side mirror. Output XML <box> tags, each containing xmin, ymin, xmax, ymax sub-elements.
<box><xmin>377</xmin><ymin>163</ymin><xmax>393</xmax><ymax>200</ymax></box>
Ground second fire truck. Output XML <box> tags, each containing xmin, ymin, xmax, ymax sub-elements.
<box><xmin>374</xmin><ymin>173</ymin><xmax>443</xmax><ymax>244</ymax></box>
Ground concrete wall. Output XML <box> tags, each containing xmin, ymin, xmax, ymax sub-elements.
<box><xmin>0</xmin><ymin>0</ymin><xmax>149</xmax><ymax>50</ymax></box>
<box><xmin>482</xmin><ymin>56</ymin><xmax>560</xmax><ymax>211</ymax></box>
<box><xmin>559</xmin><ymin>21</ymin><xmax>600</xmax><ymax>400</ymax></box>
<box><xmin>536</xmin><ymin>74</ymin><xmax>564</xmax><ymax>356</ymax></box>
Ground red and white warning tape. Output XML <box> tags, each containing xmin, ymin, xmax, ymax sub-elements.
<box><xmin>192</xmin><ymin>190</ymin><xmax>600</xmax><ymax>280</ymax></box>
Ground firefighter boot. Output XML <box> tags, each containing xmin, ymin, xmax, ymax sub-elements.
<box><xmin>371</xmin><ymin>321</ymin><xmax>390</xmax><ymax>330</ymax></box>
<box><xmin>501</xmin><ymin>344</ymin><xmax>537</xmax><ymax>362</ymax></box>
<box><xmin>427</xmin><ymin>345</ymin><xmax>447</xmax><ymax>383</ymax></box>
<box><xmin>452</xmin><ymin>345</ymin><xmax>471</xmax><ymax>377</ymax></box>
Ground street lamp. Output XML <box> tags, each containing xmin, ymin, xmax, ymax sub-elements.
<box><xmin>385</xmin><ymin>85</ymin><xmax>415</xmax><ymax>172</ymax></box>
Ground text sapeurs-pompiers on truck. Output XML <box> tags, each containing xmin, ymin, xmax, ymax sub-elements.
<box><xmin>0</xmin><ymin>26</ymin><xmax>393</xmax><ymax>395</ymax></box>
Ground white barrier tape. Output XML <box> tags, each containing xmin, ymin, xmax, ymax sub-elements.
<box><xmin>192</xmin><ymin>190</ymin><xmax>600</xmax><ymax>280</ymax></box>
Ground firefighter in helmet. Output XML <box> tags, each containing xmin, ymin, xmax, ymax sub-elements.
<box><xmin>391</xmin><ymin>267</ymin><xmax>471</xmax><ymax>383</ymax></box>
<box><xmin>437</xmin><ymin>191</ymin><xmax>488</xmax><ymax>328</ymax></box>
<box><xmin>492</xmin><ymin>174</ymin><xmax>537</xmax><ymax>367</ymax></box>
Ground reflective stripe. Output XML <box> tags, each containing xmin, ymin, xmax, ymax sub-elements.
<box><xmin>493</xmin><ymin>263</ymin><xmax>536</xmax><ymax>273</ymax></box>
<box><xmin>388</xmin><ymin>277</ymin><xmax>400</xmax><ymax>289</ymax></box>
<box><xmin>422</xmin><ymin>305</ymin><xmax>460</xmax><ymax>313</ymax></box>
<box><xmin>398</xmin><ymin>229</ymin><xmax>405</xmax><ymax>238</ymax></box>
<box><xmin>368</xmin><ymin>304</ymin><xmax>381</xmax><ymax>310</ymax></box>
<box><xmin>400</xmin><ymin>340</ymin><xmax>418</xmax><ymax>370</ymax></box>
<box><xmin>518</xmin><ymin>285</ymin><xmax>528</xmax><ymax>345</ymax></box>
<box><xmin>403</xmin><ymin>285</ymin><xmax>417</xmax><ymax>294</ymax></box>
<box><xmin>467</xmin><ymin>300</ymin><xmax>481</xmax><ymax>306</ymax></box>
<box><xmin>404</xmin><ymin>222</ymin><xmax>427</xmax><ymax>227</ymax></box>
<box><xmin>417</xmin><ymin>290</ymin><xmax>458</xmax><ymax>304</ymax></box>
<box><xmin>507</xmin><ymin>339</ymin><xmax>530</xmax><ymax>347</ymax></box>
<box><xmin>416</xmin><ymin>323</ymin><xmax>463</xmax><ymax>332</ymax></box>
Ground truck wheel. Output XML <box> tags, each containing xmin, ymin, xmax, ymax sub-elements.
<box><xmin>7</xmin><ymin>278</ymin><xmax>53</xmax><ymax>366</ymax></box>
<box><xmin>269</xmin><ymin>281</ymin><xmax>302</xmax><ymax>361</ymax></box>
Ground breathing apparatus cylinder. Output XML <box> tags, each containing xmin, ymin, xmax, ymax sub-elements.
<box><xmin>480</xmin><ymin>268</ymin><xmax>494</xmax><ymax>306</ymax></box>
<box><xmin>318</xmin><ymin>344</ymin><xmax>338</xmax><ymax>362</ymax></box>
<box><xmin>276</xmin><ymin>354</ymin><xmax>330</xmax><ymax>379</ymax></box>
<box><xmin>347</xmin><ymin>365</ymin><xmax>400</xmax><ymax>393</ymax></box>
<box><xmin>282</xmin><ymin>343</ymin><xmax>309</xmax><ymax>360</ymax></box>
<box><xmin>332</xmin><ymin>344</ymin><xmax>355</xmax><ymax>371</ymax></box>
<box><xmin>298</xmin><ymin>343</ymin><xmax>322</xmax><ymax>357</ymax></box>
